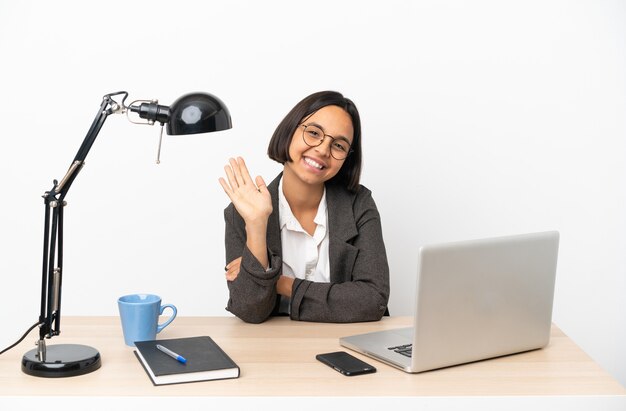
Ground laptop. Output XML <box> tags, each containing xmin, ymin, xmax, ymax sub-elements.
<box><xmin>340</xmin><ymin>231</ymin><xmax>559</xmax><ymax>373</ymax></box>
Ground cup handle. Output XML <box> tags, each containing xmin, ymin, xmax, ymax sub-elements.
<box><xmin>156</xmin><ymin>304</ymin><xmax>177</xmax><ymax>333</ymax></box>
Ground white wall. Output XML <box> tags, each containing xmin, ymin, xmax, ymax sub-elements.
<box><xmin>0</xmin><ymin>0</ymin><xmax>624</xmax><ymax>387</ymax></box>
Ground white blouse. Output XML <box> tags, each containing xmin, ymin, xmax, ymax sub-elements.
<box><xmin>277</xmin><ymin>178</ymin><xmax>330</xmax><ymax>313</ymax></box>
<box><xmin>278</xmin><ymin>177</ymin><xmax>330</xmax><ymax>282</ymax></box>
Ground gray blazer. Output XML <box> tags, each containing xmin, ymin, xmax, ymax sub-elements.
<box><xmin>224</xmin><ymin>173</ymin><xmax>390</xmax><ymax>323</ymax></box>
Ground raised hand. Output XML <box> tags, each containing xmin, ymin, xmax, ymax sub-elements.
<box><xmin>219</xmin><ymin>157</ymin><xmax>272</xmax><ymax>269</ymax></box>
<box><xmin>219</xmin><ymin>157</ymin><xmax>272</xmax><ymax>226</ymax></box>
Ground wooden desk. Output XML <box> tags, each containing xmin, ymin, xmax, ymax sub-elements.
<box><xmin>0</xmin><ymin>316</ymin><xmax>624</xmax><ymax>400</ymax></box>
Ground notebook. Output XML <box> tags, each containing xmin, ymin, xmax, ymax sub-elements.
<box><xmin>134</xmin><ymin>336</ymin><xmax>240</xmax><ymax>385</ymax></box>
<box><xmin>340</xmin><ymin>231</ymin><xmax>559</xmax><ymax>373</ymax></box>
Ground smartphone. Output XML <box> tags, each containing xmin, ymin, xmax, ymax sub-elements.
<box><xmin>316</xmin><ymin>351</ymin><xmax>377</xmax><ymax>376</ymax></box>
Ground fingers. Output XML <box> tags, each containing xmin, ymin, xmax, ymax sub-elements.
<box><xmin>222</xmin><ymin>157</ymin><xmax>266</xmax><ymax>193</ymax></box>
<box><xmin>219</xmin><ymin>156</ymin><xmax>273</xmax><ymax>227</ymax></box>
<box><xmin>218</xmin><ymin>177</ymin><xmax>233</xmax><ymax>198</ymax></box>
<box><xmin>224</xmin><ymin>158</ymin><xmax>243</xmax><ymax>190</ymax></box>
<box><xmin>237</xmin><ymin>157</ymin><xmax>253</xmax><ymax>185</ymax></box>
<box><xmin>225</xmin><ymin>269</ymin><xmax>238</xmax><ymax>281</ymax></box>
<box><xmin>229</xmin><ymin>157</ymin><xmax>253</xmax><ymax>188</ymax></box>
<box><xmin>255</xmin><ymin>175</ymin><xmax>268</xmax><ymax>193</ymax></box>
<box><xmin>228</xmin><ymin>158</ymin><xmax>244</xmax><ymax>188</ymax></box>
<box><xmin>225</xmin><ymin>257</ymin><xmax>242</xmax><ymax>282</ymax></box>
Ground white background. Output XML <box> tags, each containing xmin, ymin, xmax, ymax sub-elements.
<box><xmin>0</xmin><ymin>0</ymin><xmax>624</xmax><ymax>388</ymax></box>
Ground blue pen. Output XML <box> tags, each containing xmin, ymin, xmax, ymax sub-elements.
<box><xmin>156</xmin><ymin>344</ymin><xmax>187</xmax><ymax>364</ymax></box>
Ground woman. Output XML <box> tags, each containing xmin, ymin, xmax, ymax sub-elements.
<box><xmin>219</xmin><ymin>91</ymin><xmax>389</xmax><ymax>323</ymax></box>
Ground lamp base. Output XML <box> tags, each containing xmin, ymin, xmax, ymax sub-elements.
<box><xmin>21</xmin><ymin>344</ymin><xmax>101</xmax><ymax>378</ymax></box>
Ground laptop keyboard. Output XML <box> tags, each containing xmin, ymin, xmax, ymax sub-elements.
<box><xmin>388</xmin><ymin>344</ymin><xmax>413</xmax><ymax>358</ymax></box>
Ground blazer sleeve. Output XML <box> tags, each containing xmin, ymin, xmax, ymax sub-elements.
<box><xmin>289</xmin><ymin>188</ymin><xmax>390</xmax><ymax>323</ymax></box>
<box><xmin>224</xmin><ymin>203</ymin><xmax>282</xmax><ymax>323</ymax></box>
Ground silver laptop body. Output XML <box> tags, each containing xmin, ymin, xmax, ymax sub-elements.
<box><xmin>340</xmin><ymin>231</ymin><xmax>559</xmax><ymax>373</ymax></box>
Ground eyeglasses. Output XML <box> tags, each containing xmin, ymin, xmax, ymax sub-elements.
<box><xmin>300</xmin><ymin>124</ymin><xmax>353</xmax><ymax>160</ymax></box>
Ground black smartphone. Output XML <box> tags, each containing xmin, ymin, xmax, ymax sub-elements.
<box><xmin>316</xmin><ymin>351</ymin><xmax>377</xmax><ymax>376</ymax></box>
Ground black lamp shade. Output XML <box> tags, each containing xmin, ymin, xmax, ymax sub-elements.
<box><xmin>166</xmin><ymin>92</ymin><xmax>232</xmax><ymax>135</ymax></box>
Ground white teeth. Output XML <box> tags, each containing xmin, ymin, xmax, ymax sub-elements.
<box><xmin>304</xmin><ymin>157</ymin><xmax>324</xmax><ymax>170</ymax></box>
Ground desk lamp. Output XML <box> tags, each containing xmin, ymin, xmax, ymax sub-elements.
<box><xmin>20</xmin><ymin>91</ymin><xmax>232</xmax><ymax>377</ymax></box>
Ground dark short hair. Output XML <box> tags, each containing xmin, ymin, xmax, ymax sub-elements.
<box><xmin>267</xmin><ymin>91</ymin><xmax>362</xmax><ymax>193</ymax></box>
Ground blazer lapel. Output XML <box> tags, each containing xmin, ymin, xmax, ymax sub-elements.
<box><xmin>266</xmin><ymin>173</ymin><xmax>283</xmax><ymax>259</ymax></box>
<box><xmin>326</xmin><ymin>183</ymin><xmax>359</xmax><ymax>283</ymax></box>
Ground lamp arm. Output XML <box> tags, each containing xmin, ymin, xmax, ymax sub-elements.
<box><xmin>37</xmin><ymin>91</ymin><xmax>128</xmax><ymax>342</ymax></box>
<box><xmin>55</xmin><ymin>91</ymin><xmax>128</xmax><ymax>199</ymax></box>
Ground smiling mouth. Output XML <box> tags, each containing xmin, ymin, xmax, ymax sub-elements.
<box><xmin>304</xmin><ymin>157</ymin><xmax>325</xmax><ymax>170</ymax></box>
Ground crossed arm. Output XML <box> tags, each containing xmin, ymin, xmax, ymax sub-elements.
<box><xmin>226</xmin><ymin>256</ymin><xmax>292</xmax><ymax>297</ymax></box>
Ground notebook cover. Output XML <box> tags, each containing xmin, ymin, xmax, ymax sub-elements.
<box><xmin>134</xmin><ymin>336</ymin><xmax>240</xmax><ymax>385</ymax></box>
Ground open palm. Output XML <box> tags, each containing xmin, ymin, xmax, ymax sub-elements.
<box><xmin>219</xmin><ymin>157</ymin><xmax>272</xmax><ymax>224</ymax></box>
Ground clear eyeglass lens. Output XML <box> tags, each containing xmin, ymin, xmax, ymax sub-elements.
<box><xmin>303</xmin><ymin>125</ymin><xmax>351</xmax><ymax>159</ymax></box>
<box><xmin>303</xmin><ymin>125</ymin><xmax>324</xmax><ymax>144</ymax></box>
<box><xmin>331</xmin><ymin>140</ymin><xmax>350</xmax><ymax>155</ymax></box>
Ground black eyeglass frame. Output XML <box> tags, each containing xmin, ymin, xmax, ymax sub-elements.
<box><xmin>299</xmin><ymin>123</ymin><xmax>354</xmax><ymax>160</ymax></box>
